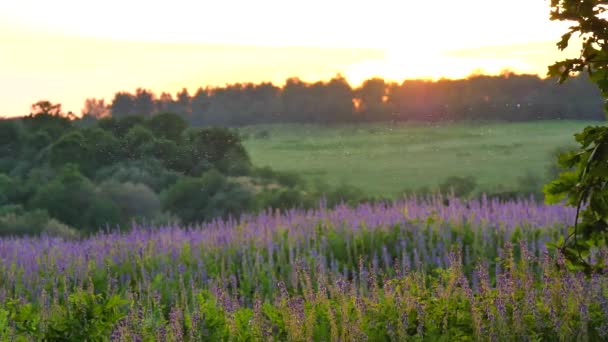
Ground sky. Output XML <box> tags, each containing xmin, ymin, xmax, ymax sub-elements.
<box><xmin>0</xmin><ymin>0</ymin><xmax>578</xmax><ymax>117</ymax></box>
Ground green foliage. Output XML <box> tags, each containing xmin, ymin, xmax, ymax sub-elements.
<box><xmin>0</xmin><ymin>174</ymin><xmax>18</xmax><ymax>206</ymax></box>
<box><xmin>0</xmin><ymin>119</ymin><xmax>22</xmax><ymax>159</ymax></box>
<box><xmin>123</xmin><ymin>124</ymin><xmax>155</xmax><ymax>159</ymax></box>
<box><xmin>50</xmin><ymin>131</ymin><xmax>89</xmax><ymax>169</ymax></box>
<box><xmin>141</xmin><ymin>138</ymin><xmax>182</xmax><ymax>171</ymax></box>
<box><xmin>145</xmin><ymin>112</ymin><xmax>187</xmax><ymax>141</ymax></box>
<box><xmin>0</xmin><ymin>209</ymin><xmax>50</xmax><ymax>236</ymax></box>
<box><xmin>22</xmin><ymin>107</ymin><xmax>73</xmax><ymax>140</ymax></box>
<box><xmin>196</xmin><ymin>291</ymin><xmax>229</xmax><ymax>340</ymax></box>
<box><xmin>97</xmin><ymin>115</ymin><xmax>146</xmax><ymax>137</ymax></box>
<box><xmin>256</xmin><ymin>188</ymin><xmax>315</xmax><ymax>211</ymax></box>
<box><xmin>161</xmin><ymin>170</ymin><xmax>255</xmax><ymax>224</ymax></box>
<box><xmin>82</xmin><ymin>127</ymin><xmax>121</xmax><ymax>172</ymax></box>
<box><xmin>182</xmin><ymin>127</ymin><xmax>252</xmax><ymax>176</ymax></box>
<box><xmin>0</xmin><ymin>208</ymin><xmax>79</xmax><ymax>238</ymax></box>
<box><xmin>98</xmin><ymin>181</ymin><xmax>161</xmax><ymax>224</ymax></box>
<box><xmin>95</xmin><ymin>158</ymin><xmax>180</xmax><ymax>193</ymax></box>
<box><xmin>546</xmin><ymin>0</ymin><xmax>608</xmax><ymax>271</ymax></box>
<box><xmin>7</xmin><ymin>290</ymin><xmax>128</xmax><ymax>341</ymax></box>
<box><xmin>29</xmin><ymin>165</ymin><xmax>119</xmax><ymax>231</ymax></box>
<box><xmin>439</xmin><ymin>176</ymin><xmax>477</xmax><ymax>198</ymax></box>
<box><xmin>324</xmin><ymin>183</ymin><xmax>369</xmax><ymax>206</ymax></box>
<box><xmin>1</xmin><ymin>103</ymin><xmax>291</xmax><ymax>233</ymax></box>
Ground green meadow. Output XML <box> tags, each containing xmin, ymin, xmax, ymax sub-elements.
<box><xmin>242</xmin><ymin>120</ymin><xmax>600</xmax><ymax>197</ymax></box>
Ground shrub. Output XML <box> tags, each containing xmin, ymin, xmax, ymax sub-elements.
<box><xmin>256</xmin><ymin>188</ymin><xmax>314</xmax><ymax>211</ymax></box>
<box><xmin>324</xmin><ymin>183</ymin><xmax>368</xmax><ymax>207</ymax></box>
<box><xmin>42</xmin><ymin>218</ymin><xmax>80</xmax><ymax>239</ymax></box>
<box><xmin>182</xmin><ymin>127</ymin><xmax>252</xmax><ymax>176</ymax></box>
<box><xmin>0</xmin><ymin>209</ymin><xmax>49</xmax><ymax>236</ymax></box>
<box><xmin>145</xmin><ymin>112</ymin><xmax>187</xmax><ymax>142</ymax></box>
<box><xmin>99</xmin><ymin>181</ymin><xmax>161</xmax><ymax>223</ymax></box>
<box><xmin>95</xmin><ymin>159</ymin><xmax>180</xmax><ymax>193</ymax></box>
<box><xmin>161</xmin><ymin>170</ymin><xmax>255</xmax><ymax>224</ymax></box>
<box><xmin>30</xmin><ymin>165</ymin><xmax>120</xmax><ymax>231</ymax></box>
<box><xmin>439</xmin><ymin>176</ymin><xmax>477</xmax><ymax>198</ymax></box>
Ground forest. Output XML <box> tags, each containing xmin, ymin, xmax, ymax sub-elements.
<box><xmin>79</xmin><ymin>73</ymin><xmax>604</xmax><ymax>126</ymax></box>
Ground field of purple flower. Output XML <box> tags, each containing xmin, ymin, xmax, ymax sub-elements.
<box><xmin>1</xmin><ymin>196</ymin><xmax>607</xmax><ymax>341</ymax></box>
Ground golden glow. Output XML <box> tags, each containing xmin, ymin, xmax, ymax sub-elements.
<box><xmin>0</xmin><ymin>0</ymin><xmax>580</xmax><ymax>116</ymax></box>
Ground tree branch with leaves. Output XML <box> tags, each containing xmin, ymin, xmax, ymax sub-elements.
<box><xmin>545</xmin><ymin>0</ymin><xmax>608</xmax><ymax>272</ymax></box>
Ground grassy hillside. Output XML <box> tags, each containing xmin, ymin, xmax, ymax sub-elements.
<box><xmin>242</xmin><ymin>120</ymin><xmax>601</xmax><ymax>197</ymax></box>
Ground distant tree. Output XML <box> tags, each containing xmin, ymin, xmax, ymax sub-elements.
<box><xmin>282</xmin><ymin>78</ymin><xmax>313</xmax><ymax>123</ymax></box>
<box><xmin>176</xmin><ymin>88</ymin><xmax>192</xmax><ymax>117</ymax></box>
<box><xmin>94</xmin><ymin>158</ymin><xmax>180</xmax><ymax>192</ymax></box>
<box><xmin>110</xmin><ymin>92</ymin><xmax>135</xmax><ymax>118</ymax></box>
<box><xmin>49</xmin><ymin>131</ymin><xmax>89</xmax><ymax>170</ymax></box>
<box><xmin>22</xmin><ymin>101</ymin><xmax>73</xmax><ymax>140</ymax></box>
<box><xmin>0</xmin><ymin>119</ymin><xmax>22</xmax><ymax>157</ymax></box>
<box><xmin>99</xmin><ymin>181</ymin><xmax>161</xmax><ymax>224</ymax></box>
<box><xmin>161</xmin><ymin>170</ymin><xmax>254</xmax><ymax>224</ymax></box>
<box><xmin>81</xmin><ymin>98</ymin><xmax>110</xmax><ymax>118</ymax></box>
<box><xmin>31</xmin><ymin>100</ymin><xmax>63</xmax><ymax>116</ymax></box>
<box><xmin>191</xmin><ymin>87</ymin><xmax>210</xmax><ymax>125</ymax></box>
<box><xmin>141</xmin><ymin>138</ymin><xmax>182</xmax><ymax>171</ymax></box>
<box><xmin>0</xmin><ymin>174</ymin><xmax>18</xmax><ymax>206</ymax></box>
<box><xmin>97</xmin><ymin>115</ymin><xmax>146</xmax><ymax>137</ymax></box>
<box><xmin>324</xmin><ymin>75</ymin><xmax>354</xmax><ymax>122</ymax></box>
<box><xmin>182</xmin><ymin>127</ymin><xmax>251</xmax><ymax>176</ymax></box>
<box><xmin>133</xmin><ymin>88</ymin><xmax>156</xmax><ymax>117</ymax></box>
<box><xmin>157</xmin><ymin>92</ymin><xmax>178</xmax><ymax>114</ymax></box>
<box><xmin>357</xmin><ymin>78</ymin><xmax>389</xmax><ymax>121</ymax></box>
<box><xmin>145</xmin><ymin>112</ymin><xmax>187</xmax><ymax>141</ymax></box>
<box><xmin>123</xmin><ymin>125</ymin><xmax>155</xmax><ymax>159</ymax></box>
<box><xmin>82</xmin><ymin>127</ymin><xmax>120</xmax><ymax>172</ymax></box>
<box><xmin>30</xmin><ymin>165</ymin><xmax>118</xmax><ymax>230</ymax></box>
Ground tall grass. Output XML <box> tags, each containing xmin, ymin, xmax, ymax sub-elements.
<box><xmin>1</xmin><ymin>196</ymin><xmax>606</xmax><ymax>340</ymax></box>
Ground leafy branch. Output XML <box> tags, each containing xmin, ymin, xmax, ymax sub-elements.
<box><xmin>546</xmin><ymin>0</ymin><xmax>608</xmax><ymax>272</ymax></box>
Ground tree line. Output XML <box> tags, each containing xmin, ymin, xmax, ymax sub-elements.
<box><xmin>79</xmin><ymin>72</ymin><xmax>605</xmax><ymax>126</ymax></box>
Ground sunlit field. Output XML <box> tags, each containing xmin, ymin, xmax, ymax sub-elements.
<box><xmin>3</xmin><ymin>196</ymin><xmax>607</xmax><ymax>340</ymax></box>
<box><xmin>243</xmin><ymin>121</ymin><xmax>599</xmax><ymax>196</ymax></box>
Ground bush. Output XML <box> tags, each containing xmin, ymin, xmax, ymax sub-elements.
<box><xmin>99</xmin><ymin>181</ymin><xmax>161</xmax><ymax>223</ymax></box>
<box><xmin>42</xmin><ymin>218</ymin><xmax>80</xmax><ymax>239</ymax></box>
<box><xmin>145</xmin><ymin>112</ymin><xmax>187</xmax><ymax>142</ymax></box>
<box><xmin>95</xmin><ymin>159</ymin><xmax>180</xmax><ymax>193</ymax></box>
<box><xmin>252</xmin><ymin>167</ymin><xmax>303</xmax><ymax>188</ymax></box>
<box><xmin>321</xmin><ymin>183</ymin><xmax>369</xmax><ymax>207</ymax></box>
<box><xmin>29</xmin><ymin>165</ymin><xmax>121</xmax><ymax>231</ymax></box>
<box><xmin>161</xmin><ymin>170</ymin><xmax>255</xmax><ymax>224</ymax></box>
<box><xmin>515</xmin><ymin>170</ymin><xmax>543</xmax><ymax>200</ymax></box>
<box><xmin>0</xmin><ymin>209</ymin><xmax>78</xmax><ymax>238</ymax></box>
<box><xmin>0</xmin><ymin>209</ymin><xmax>49</xmax><ymax>236</ymax></box>
<box><xmin>256</xmin><ymin>188</ymin><xmax>314</xmax><ymax>211</ymax></box>
<box><xmin>439</xmin><ymin>176</ymin><xmax>477</xmax><ymax>198</ymax></box>
<box><xmin>182</xmin><ymin>127</ymin><xmax>252</xmax><ymax>176</ymax></box>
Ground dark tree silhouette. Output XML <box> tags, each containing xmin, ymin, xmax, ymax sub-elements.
<box><xmin>97</xmin><ymin>73</ymin><xmax>603</xmax><ymax>126</ymax></box>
